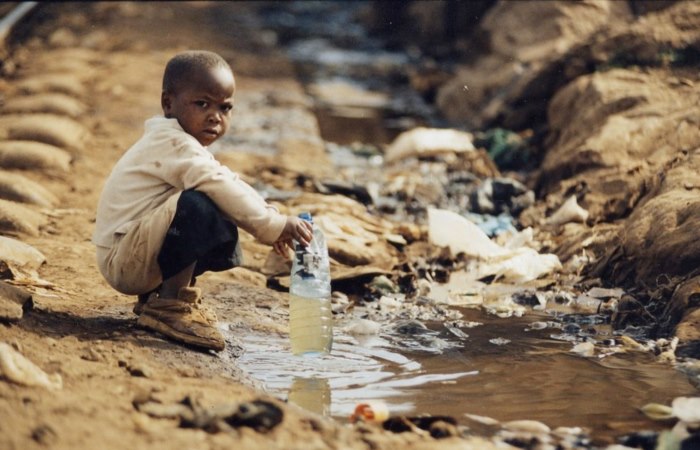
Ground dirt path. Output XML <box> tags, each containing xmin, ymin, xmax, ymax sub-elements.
<box><xmin>1</xmin><ymin>3</ymin><xmax>493</xmax><ymax>449</ymax></box>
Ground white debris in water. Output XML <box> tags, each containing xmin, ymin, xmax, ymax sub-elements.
<box><xmin>528</xmin><ymin>321</ymin><xmax>548</xmax><ymax>330</ymax></box>
<box><xmin>377</xmin><ymin>295</ymin><xmax>402</xmax><ymax>311</ymax></box>
<box><xmin>489</xmin><ymin>337</ymin><xmax>511</xmax><ymax>346</ymax></box>
<box><xmin>503</xmin><ymin>419</ymin><xmax>551</xmax><ymax>434</ymax></box>
<box><xmin>464</xmin><ymin>413</ymin><xmax>500</xmax><ymax>426</ymax></box>
<box><xmin>343</xmin><ymin>319</ymin><xmax>381</xmax><ymax>336</ymax></box>
<box><xmin>672</xmin><ymin>396</ymin><xmax>700</xmax><ymax>424</ymax></box>
<box><xmin>544</xmin><ymin>194</ymin><xmax>589</xmax><ymax>226</ymax></box>
<box><xmin>552</xmin><ymin>426</ymin><xmax>584</xmax><ymax>438</ymax></box>
<box><xmin>571</xmin><ymin>341</ymin><xmax>595</xmax><ymax>357</ymax></box>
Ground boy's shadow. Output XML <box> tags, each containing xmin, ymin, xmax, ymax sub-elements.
<box><xmin>17</xmin><ymin>308</ymin><xmax>222</xmax><ymax>356</ymax></box>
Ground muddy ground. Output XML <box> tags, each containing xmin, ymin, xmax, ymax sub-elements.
<box><xmin>0</xmin><ymin>2</ymin><xmax>698</xmax><ymax>450</ymax></box>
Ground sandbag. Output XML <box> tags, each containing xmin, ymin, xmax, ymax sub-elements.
<box><xmin>0</xmin><ymin>140</ymin><xmax>72</xmax><ymax>172</ymax></box>
<box><xmin>15</xmin><ymin>74</ymin><xmax>86</xmax><ymax>97</ymax></box>
<box><xmin>0</xmin><ymin>114</ymin><xmax>88</xmax><ymax>152</ymax></box>
<box><xmin>0</xmin><ymin>199</ymin><xmax>46</xmax><ymax>236</ymax></box>
<box><xmin>1</xmin><ymin>93</ymin><xmax>87</xmax><ymax>118</ymax></box>
<box><xmin>0</xmin><ymin>236</ymin><xmax>46</xmax><ymax>271</ymax></box>
<box><xmin>0</xmin><ymin>170</ymin><xmax>59</xmax><ymax>207</ymax></box>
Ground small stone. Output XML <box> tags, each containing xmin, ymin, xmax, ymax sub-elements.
<box><xmin>31</xmin><ymin>423</ymin><xmax>57</xmax><ymax>445</ymax></box>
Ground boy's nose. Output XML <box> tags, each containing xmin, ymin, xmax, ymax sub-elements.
<box><xmin>208</xmin><ymin>112</ymin><xmax>222</xmax><ymax>123</ymax></box>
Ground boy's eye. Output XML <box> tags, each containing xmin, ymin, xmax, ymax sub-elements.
<box><xmin>195</xmin><ymin>101</ymin><xmax>208</xmax><ymax>108</ymax></box>
<box><xmin>221</xmin><ymin>104</ymin><xmax>233</xmax><ymax>113</ymax></box>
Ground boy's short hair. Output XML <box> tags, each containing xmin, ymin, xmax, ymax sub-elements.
<box><xmin>162</xmin><ymin>50</ymin><xmax>232</xmax><ymax>94</ymax></box>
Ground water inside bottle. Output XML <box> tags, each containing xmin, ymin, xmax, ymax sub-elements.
<box><xmin>290</xmin><ymin>295</ymin><xmax>333</xmax><ymax>355</ymax></box>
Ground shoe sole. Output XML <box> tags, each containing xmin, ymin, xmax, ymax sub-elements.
<box><xmin>136</xmin><ymin>314</ymin><xmax>225</xmax><ymax>352</ymax></box>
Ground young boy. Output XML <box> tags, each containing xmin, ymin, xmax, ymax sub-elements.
<box><xmin>92</xmin><ymin>50</ymin><xmax>312</xmax><ymax>351</ymax></box>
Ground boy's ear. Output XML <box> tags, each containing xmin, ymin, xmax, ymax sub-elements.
<box><xmin>161</xmin><ymin>91</ymin><xmax>172</xmax><ymax>115</ymax></box>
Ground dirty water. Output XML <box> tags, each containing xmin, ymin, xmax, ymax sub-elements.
<box><xmin>231</xmin><ymin>306</ymin><xmax>697</xmax><ymax>440</ymax></box>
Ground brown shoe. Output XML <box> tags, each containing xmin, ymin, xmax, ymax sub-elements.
<box><xmin>136</xmin><ymin>287</ymin><xmax>225</xmax><ymax>351</ymax></box>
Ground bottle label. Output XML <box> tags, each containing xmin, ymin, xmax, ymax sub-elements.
<box><xmin>295</xmin><ymin>244</ymin><xmax>322</xmax><ymax>278</ymax></box>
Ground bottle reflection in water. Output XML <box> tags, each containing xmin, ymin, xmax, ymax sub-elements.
<box><xmin>288</xmin><ymin>377</ymin><xmax>331</xmax><ymax>417</ymax></box>
<box><xmin>289</xmin><ymin>212</ymin><xmax>333</xmax><ymax>356</ymax></box>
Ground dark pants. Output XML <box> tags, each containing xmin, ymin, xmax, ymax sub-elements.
<box><xmin>157</xmin><ymin>190</ymin><xmax>242</xmax><ymax>281</ymax></box>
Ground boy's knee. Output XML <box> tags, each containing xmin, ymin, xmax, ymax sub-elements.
<box><xmin>179</xmin><ymin>190</ymin><xmax>219</xmax><ymax>216</ymax></box>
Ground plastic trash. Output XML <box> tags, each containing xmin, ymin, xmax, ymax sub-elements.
<box><xmin>428</xmin><ymin>208</ymin><xmax>561</xmax><ymax>283</ymax></box>
<box><xmin>289</xmin><ymin>212</ymin><xmax>333</xmax><ymax>356</ymax></box>
<box><xmin>384</xmin><ymin>127</ymin><xmax>475</xmax><ymax>164</ymax></box>
<box><xmin>545</xmin><ymin>195</ymin><xmax>589</xmax><ymax>226</ymax></box>
<box><xmin>350</xmin><ymin>401</ymin><xmax>390</xmax><ymax>423</ymax></box>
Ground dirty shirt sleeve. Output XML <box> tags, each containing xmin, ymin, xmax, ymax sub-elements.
<box><xmin>161</xmin><ymin>140</ymin><xmax>287</xmax><ymax>245</ymax></box>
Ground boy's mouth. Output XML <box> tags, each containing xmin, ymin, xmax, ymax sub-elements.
<box><xmin>203</xmin><ymin>129</ymin><xmax>219</xmax><ymax>138</ymax></box>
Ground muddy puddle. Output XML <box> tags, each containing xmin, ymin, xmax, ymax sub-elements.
<box><xmin>231</xmin><ymin>305</ymin><xmax>696</xmax><ymax>440</ymax></box>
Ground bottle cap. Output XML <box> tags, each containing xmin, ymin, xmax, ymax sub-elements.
<box><xmin>350</xmin><ymin>401</ymin><xmax>389</xmax><ymax>423</ymax></box>
<box><xmin>298</xmin><ymin>212</ymin><xmax>313</xmax><ymax>222</ymax></box>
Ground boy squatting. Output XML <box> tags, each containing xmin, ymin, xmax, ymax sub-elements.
<box><xmin>92</xmin><ymin>50</ymin><xmax>313</xmax><ymax>352</ymax></box>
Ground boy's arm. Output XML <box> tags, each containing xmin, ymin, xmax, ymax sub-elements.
<box><xmin>164</xmin><ymin>147</ymin><xmax>286</xmax><ymax>244</ymax></box>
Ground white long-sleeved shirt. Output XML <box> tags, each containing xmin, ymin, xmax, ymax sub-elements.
<box><xmin>92</xmin><ymin>116</ymin><xmax>286</xmax><ymax>248</ymax></box>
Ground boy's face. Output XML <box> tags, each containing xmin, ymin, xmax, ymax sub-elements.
<box><xmin>161</xmin><ymin>66</ymin><xmax>235</xmax><ymax>147</ymax></box>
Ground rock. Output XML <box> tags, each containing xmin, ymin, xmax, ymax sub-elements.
<box><xmin>593</xmin><ymin>151</ymin><xmax>700</xmax><ymax>286</ymax></box>
<box><xmin>656</xmin><ymin>275</ymin><xmax>700</xmax><ymax>337</ymax></box>
<box><xmin>31</xmin><ymin>423</ymin><xmax>58</xmax><ymax>446</ymax></box>
<box><xmin>223</xmin><ymin>400</ymin><xmax>284</xmax><ymax>433</ymax></box>
<box><xmin>384</xmin><ymin>127</ymin><xmax>475</xmax><ymax>164</ymax></box>
<box><xmin>0</xmin><ymin>281</ymin><xmax>33</xmax><ymax>321</ymax></box>
<box><xmin>0</xmin><ymin>140</ymin><xmax>72</xmax><ymax>172</ymax></box>
<box><xmin>675</xmin><ymin>309</ymin><xmax>700</xmax><ymax>343</ymax></box>
<box><xmin>0</xmin><ymin>342</ymin><xmax>63</xmax><ymax>390</ymax></box>
<box><xmin>0</xmin><ymin>170</ymin><xmax>60</xmax><ymax>207</ymax></box>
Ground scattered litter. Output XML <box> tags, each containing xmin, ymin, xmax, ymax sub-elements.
<box><xmin>489</xmin><ymin>337</ymin><xmax>511</xmax><ymax>346</ymax></box>
<box><xmin>0</xmin><ymin>342</ymin><xmax>63</xmax><ymax>389</ymax></box>
<box><xmin>428</xmin><ymin>208</ymin><xmax>561</xmax><ymax>283</ymax></box>
<box><xmin>343</xmin><ymin>318</ymin><xmax>381</xmax><ymax>336</ymax></box>
<box><xmin>135</xmin><ymin>395</ymin><xmax>284</xmax><ymax>434</ymax></box>
<box><xmin>464</xmin><ymin>413</ymin><xmax>500</xmax><ymax>426</ymax></box>
<box><xmin>502</xmin><ymin>419</ymin><xmax>551</xmax><ymax>434</ymax></box>
<box><xmin>571</xmin><ymin>341</ymin><xmax>595</xmax><ymax>357</ymax></box>
<box><xmin>545</xmin><ymin>195</ymin><xmax>589</xmax><ymax>226</ymax></box>
<box><xmin>384</xmin><ymin>127</ymin><xmax>475</xmax><ymax>164</ymax></box>
<box><xmin>350</xmin><ymin>401</ymin><xmax>389</xmax><ymax>423</ymax></box>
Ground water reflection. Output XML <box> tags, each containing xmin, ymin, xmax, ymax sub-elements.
<box><xmin>235</xmin><ymin>331</ymin><xmax>477</xmax><ymax>419</ymax></box>
<box><xmin>289</xmin><ymin>377</ymin><xmax>331</xmax><ymax>416</ymax></box>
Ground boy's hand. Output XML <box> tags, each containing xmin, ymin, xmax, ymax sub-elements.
<box><xmin>273</xmin><ymin>216</ymin><xmax>313</xmax><ymax>258</ymax></box>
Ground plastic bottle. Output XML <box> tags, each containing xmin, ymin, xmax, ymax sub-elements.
<box><xmin>289</xmin><ymin>212</ymin><xmax>333</xmax><ymax>356</ymax></box>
